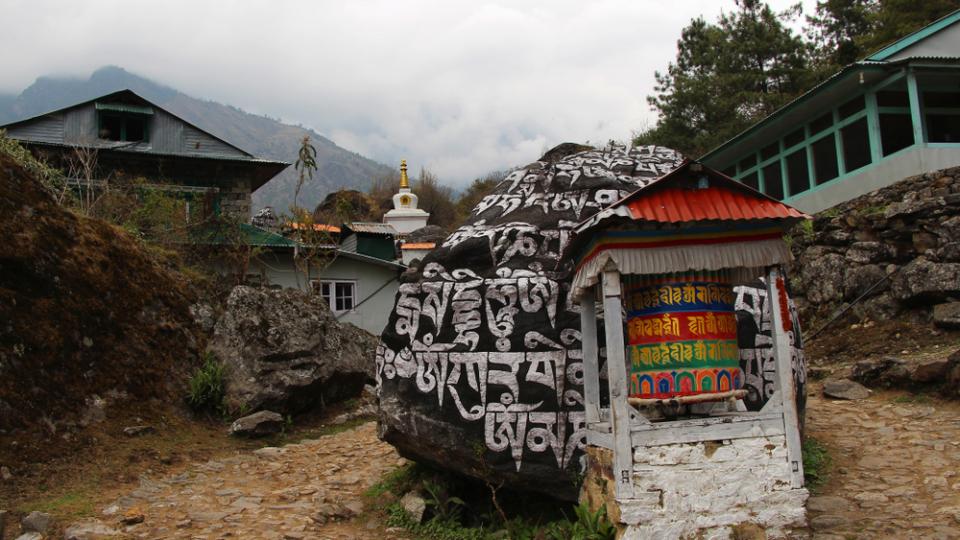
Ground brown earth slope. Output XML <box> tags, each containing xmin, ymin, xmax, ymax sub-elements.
<box><xmin>0</xmin><ymin>151</ymin><xmax>203</xmax><ymax>463</ymax></box>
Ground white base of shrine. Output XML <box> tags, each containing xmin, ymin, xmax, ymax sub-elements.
<box><xmin>583</xmin><ymin>434</ymin><xmax>807</xmax><ymax>540</ymax></box>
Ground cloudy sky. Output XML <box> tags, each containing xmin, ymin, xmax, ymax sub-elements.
<box><xmin>1</xmin><ymin>0</ymin><xmax>814</xmax><ymax>186</ymax></box>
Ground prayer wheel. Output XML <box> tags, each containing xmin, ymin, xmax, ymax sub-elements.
<box><xmin>624</xmin><ymin>270</ymin><xmax>742</xmax><ymax>400</ymax></box>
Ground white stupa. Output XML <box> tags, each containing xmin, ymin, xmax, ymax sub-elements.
<box><xmin>382</xmin><ymin>159</ymin><xmax>430</xmax><ymax>235</ymax></box>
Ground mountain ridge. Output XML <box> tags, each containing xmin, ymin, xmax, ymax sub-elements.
<box><xmin>0</xmin><ymin>66</ymin><xmax>393</xmax><ymax>213</ymax></box>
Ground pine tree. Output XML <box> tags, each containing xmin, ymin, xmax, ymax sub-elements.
<box><xmin>635</xmin><ymin>0</ymin><xmax>812</xmax><ymax>157</ymax></box>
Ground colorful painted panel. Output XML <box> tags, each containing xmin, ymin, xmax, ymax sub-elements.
<box><xmin>624</xmin><ymin>272</ymin><xmax>743</xmax><ymax>399</ymax></box>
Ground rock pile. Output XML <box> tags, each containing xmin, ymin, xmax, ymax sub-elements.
<box><xmin>789</xmin><ymin>166</ymin><xmax>960</xmax><ymax>325</ymax></box>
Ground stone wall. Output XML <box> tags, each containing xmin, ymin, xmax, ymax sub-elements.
<box><xmin>789</xmin><ymin>166</ymin><xmax>960</xmax><ymax>327</ymax></box>
<box><xmin>220</xmin><ymin>178</ymin><xmax>252</xmax><ymax>220</ymax></box>
<box><xmin>583</xmin><ymin>438</ymin><xmax>807</xmax><ymax>539</ymax></box>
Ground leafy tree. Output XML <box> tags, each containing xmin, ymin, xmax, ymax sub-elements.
<box><xmin>415</xmin><ymin>168</ymin><xmax>458</xmax><ymax>230</ymax></box>
<box><xmin>636</xmin><ymin>0</ymin><xmax>812</xmax><ymax>157</ymax></box>
<box><xmin>455</xmin><ymin>170</ymin><xmax>507</xmax><ymax>223</ymax></box>
<box><xmin>863</xmin><ymin>0</ymin><xmax>960</xmax><ymax>53</ymax></box>
<box><xmin>806</xmin><ymin>0</ymin><xmax>875</xmax><ymax>74</ymax></box>
<box><xmin>293</xmin><ymin>135</ymin><xmax>317</xmax><ymax>216</ymax></box>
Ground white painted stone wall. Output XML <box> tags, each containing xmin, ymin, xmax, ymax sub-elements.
<box><xmin>619</xmin><ymin>435</ymin><xmax>807</xmax><ymax>540</ymax></box>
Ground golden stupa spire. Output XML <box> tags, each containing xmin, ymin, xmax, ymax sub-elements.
<box><xmin>399</xmin><ymin>159</ymin><xmax>410</xmax><ymax>189</ymax></box>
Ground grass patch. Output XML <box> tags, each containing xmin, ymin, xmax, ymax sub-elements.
<box><xmin>802</xmin><ymin>436</ymin><xmax>831</xmax><ymax>491</ymax></box>
<box><xmin>365</xmin><ymin>462</ymin><xmax>427</xmax><ymax>500</ymax></box>
<box><xmin>891</xmin><ymin>393</ymin><xmax>932</xmax><ymax>404</ymax></box>
<box><xmin>186</xmin><ymin>351</ymin><xmax>226</xmax><ymax>415</ymax></box>
<box><xmin>20</xmin><ymin>488</ymin><xmax>97</xmax><ymax>521</ymax></box>
<box><xmin>368</xmin><ymin>463</ymin><xmax>615</xmax><ymax>540</ymax></box>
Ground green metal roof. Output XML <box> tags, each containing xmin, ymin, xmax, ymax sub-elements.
<box><xmin>866</xmin><ymin>9</ymin><xmax>960</xmax><ymax>61</ymax></box>
<box><xmin>192</xmin><ymin>223</ymin><xmax>301</xmax><ymax>248</ymax></box>
<box><xmin>95</xmin><ymin>102</ymin><xmax>155</xmax><ymax>115</ymax></box>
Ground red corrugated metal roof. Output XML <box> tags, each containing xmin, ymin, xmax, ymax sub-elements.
<box><xmin>401</xmin><ymin>242</ymin><xmax>436</xmax><ymax>250</ymax></box>
<box><xmin>289</xmin><ymin>222</ymin><xmax>340</xmax><ymax>233</ymax></box>
<box><xmin>625</xmin><ymin>186</ymin><xmax>807</xmax><ymax>223</ymax></box>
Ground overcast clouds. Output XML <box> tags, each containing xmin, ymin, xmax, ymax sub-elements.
<box><xmin>1</xmin><ymin>0</ymin><xmax>814</xmax><ymax>185</ymax></box>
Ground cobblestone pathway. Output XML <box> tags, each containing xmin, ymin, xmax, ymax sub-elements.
<box><xmin>805</xmin><ymin>389</ymin><xmax>960</xmax><ymax>539</ymax></box>
<box><xmin>93</xmin><ymin>422</ymin><xmax>405</xmax><ymax>540</ymax></box>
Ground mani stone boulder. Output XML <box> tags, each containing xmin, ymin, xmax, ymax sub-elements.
<box><xmin>375</xmin><ymin>143</ymin><xmax>807</xmax><ymax>500</ymax></box>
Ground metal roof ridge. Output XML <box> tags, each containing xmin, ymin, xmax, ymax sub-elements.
<box><xmin>866</xmin><ymin>9</ymin><xmax>960</xmax><ymax>61</ymax></box>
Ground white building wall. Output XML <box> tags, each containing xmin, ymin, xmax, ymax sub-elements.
<box><xmin>316</xmin><ymin>255</ymin><xmax>400</xmax><ymax>336</ymax></box>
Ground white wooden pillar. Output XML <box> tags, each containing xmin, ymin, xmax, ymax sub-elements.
<box><xmin>580</xmin><ymin>286</ymin><xmax>601</xmax><ymax>426</ymax></box>
<box><xmin>601</xmin><ymin>269</ymin><xmax>634</xmax><ymax>498</ymax></box>
<box><xmin>765</xmin><ymin>266</ymin><xmax>805</xmax><ymax>488</ymax></box>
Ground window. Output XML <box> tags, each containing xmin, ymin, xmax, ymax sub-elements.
<box><xmin>741</xmin><ymin>171</ymin><xmax>759</xmax><ymax>191</ymax></box>
<box><xmin>879</xmin><ymin>113</ymin><xmax>914</xmax><ymax>155</ymax></box>
<box><xmin>811</xmin><ymin>134</ymin><xmax>839</xmax><ymax>185</ymax></box>
<box><xmin>838</xmin><ymin>95</ymin><xmax>866</xmax><ymax>119</ymax></box>
<box><xmin>760</xmin><ymin>142</ymin><xmax>780</xmax><ymax>161</ymax></box>
<box><xmin>98</xmin><ymin>112</ymin><xmax>149</xmax><ymax>142</ymax></box>
<box><xmin>762</xmin><ymin>162</ymin><xmax>784</xmax><ymax>200</ymax></box>
<box><xmin>809</xmin><ymin>112</ymin><xmax>833</xmax><ymax>135</ymax></box>
<box><xmin>785</xmin><ymin>149</ymin><xmax>810</xmax><ymax>196</ymax></box>
<box><xmin>924</xmin><ymin>91</ymin><xmax>960</xmax><ymax>143</ymax></box>
<box><xmin>316</xmin><ymin>280</ymin><xmax>356</xmax><ymax>313</ymax></box>
<box><xmin>841</xmin><ymin>118</ymin><xmax>872</xmax><ymax>172</ymax></box>
<box><xmin>784</xmin><ymin>128</ymin><xmax>805</xmax><ymax>149</ymax></box>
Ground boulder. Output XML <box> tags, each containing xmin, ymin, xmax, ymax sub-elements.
<box><xmin>851</xmin><ymin>354</ymin><xmax>956</xmax><ymax>391</ymax></box>
<box><xmin>400</xmin><ymin>492</ymin><xmax>426</xmax><ymax>523</ymax></box>
<box><xmin>63</xmin><ymin>519</ymin><xmax>120</xmax><ymax>540</ymax></box>
<box><xmin>229</xmin><ymin>410</ymin><xmax>284</xmax><ymax>437</ymax></box>
<box><xmin>799</xmin><ymin>252</ymin><xmax>847</xmax><ymax>304</ymax></box>
<box><xmin>405</xmin><ymin>225</ymin><xmax>448</xmax><ymax>244</ymax></box>
<box><xmin>933</xmin><ymin>302</ymin><xmax>960</xmax><ymax>329</ymax></box>
<box><xmin>823</xmin><ymin>379</ymin><xmax>871</xmax><ymax>400</ymax></box>
<box><xmin>890</xmin><ymin>258</ymin><xmax>960</xmax><ymax>303</ymax></box>
<box><xmin>376</xmin><ymin>144</ymin><xmax>807</xmax><ymax>500</ymax></box>
<box><xmin>209</xmin><ymin>286</ymin><xmax>378</xmax><ymax>414</ymax></box>
<box><xmin>851</xmin><ymin>357</ymin><xmax>909</xmax><ymax>388</ymax></box>
<box><xmin>946</xmin><ymin>351</ymin><xmax>960</xmax><ymax>398</ymax></box>
<box><xmin>842</xmin><ymin>264</ymin><xmax>888</xmax><ymax>301</ymax></box>
<box><xmin>21</xmin><ymin>511</ymin><xmax>52</xmax><ymax>533</ymax></box>
<box><xmin>845</xmin><ymin>242</ymin><xmax>892</xmax><ymax>265</ymax></box>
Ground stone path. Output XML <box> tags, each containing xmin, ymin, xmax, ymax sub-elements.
<box><xmin>805</xmin><ymin>389</ymin><xmax>960</xmax><ymax>539</ymax></box>
<box><xmin>92</xmin><ymin>422</ymin><xmax>406</xmax><ymax>540</ymax></box>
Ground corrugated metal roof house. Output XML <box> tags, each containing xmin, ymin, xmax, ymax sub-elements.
<box><xmin>0</xmin><ymin>89</ymin><xmax>289</xmax><ymax>219</ymax></box>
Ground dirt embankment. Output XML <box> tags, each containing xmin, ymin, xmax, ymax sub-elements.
<box><xmin>0</xmin><ymin>151</ymin><xmax>203</xmax><ymax>468</ymax></box>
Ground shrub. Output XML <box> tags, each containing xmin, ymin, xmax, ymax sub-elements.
<box><xmin>802</xmin><ymin>436</ymin><xmax>831</xmax><ymax>490</ymax></box>
<box><xmin>187</xmin><ymin>352</ymin><xmax>226</xmax><ymax>414</ymax></box>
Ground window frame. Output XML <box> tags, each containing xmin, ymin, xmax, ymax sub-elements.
<box><xmin>96</xmin><ymin>111</ymin><xmax>151</xmax><ymax>143</ymax></box>
<box><xmin>314</xmin><ymin>279</ymin><xmax>358</xmax><ymax>314</ymax></box>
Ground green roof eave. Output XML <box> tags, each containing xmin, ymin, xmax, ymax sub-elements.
<box><xmin>191</xmin><ymin>223</ymin><xmax>302</xmax><ymax>248</ymax></box>
<box><xmin>95</xmin><ymin>102</ymin><xmax>155</xmax><ymax>115</ymax></box>
<box><xmin>866</xmin><ymin>9</ymin><xmax>960</xmax><ymax>61</ymax></box>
